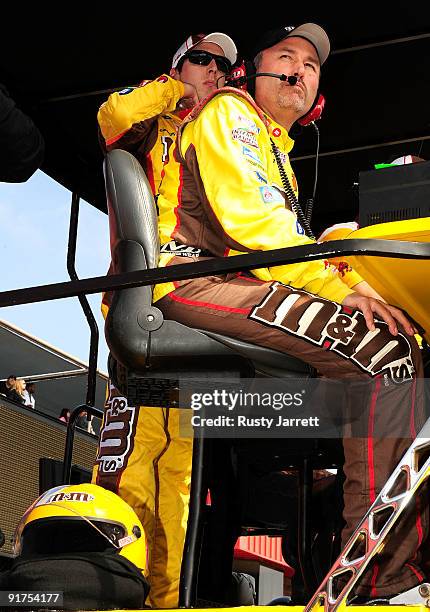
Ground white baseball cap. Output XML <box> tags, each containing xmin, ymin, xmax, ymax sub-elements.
<box><xmin>172</xmin><ymin>32</ymin><xmax>237</xmax><ymax>69</ymax></box>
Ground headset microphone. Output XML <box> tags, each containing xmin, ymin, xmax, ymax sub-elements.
<box><xmin>255</xmin><ymin>72</ymin><xmax>298</xmax><ymax>85</ymax></box>
<box><xmin>285</xmin><ymin>75</ymin><xmax>298</xmax><ymax>85</ymax></box>
<box><xmin>224</xmin><ymin>71</ymin><xmax>298</xmax><ymax>88</ymax></box>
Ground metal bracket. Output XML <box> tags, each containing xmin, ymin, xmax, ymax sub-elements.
<box><xmin>305</xmin><ymin>418</ymin><xmax>430</xmax><ymax>612</ymax></box>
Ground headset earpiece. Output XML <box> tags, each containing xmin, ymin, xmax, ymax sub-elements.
<box><xmin>226</xmin><ymin>62</ymin><xmax>247</xmax><ymax>88</ymax></box>
<box><xmin>226</xmin><ymin>59</ymin><xmax>256</xmax><ymax>95</ymax></box>
<box><xmin>298</xmin><ymin>92</ymin><xmax>325</xmax><ymax>126</ymax></box>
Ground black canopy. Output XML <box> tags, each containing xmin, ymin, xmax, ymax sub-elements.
<box><xmin>2</xmin><ymin>9</ymin><xmax>429</xmax><ymax>231</ymax></box>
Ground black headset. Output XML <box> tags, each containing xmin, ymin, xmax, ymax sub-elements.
<box><xmin>225</xmin><ymin>59</ymin><xmax>325</xmax><ymax>126</ymax></box>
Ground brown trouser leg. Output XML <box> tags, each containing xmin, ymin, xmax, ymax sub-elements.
<box><xmin>158</xmin><ymin>272</ymin><xmax>427</xmax><ymax>596</ymax></box>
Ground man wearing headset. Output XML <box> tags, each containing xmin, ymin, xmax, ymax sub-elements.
<box><xmin>155</xmin><ymin>24</ymin><xmax>427</xmax><ymax>602</ymax></box>
<box><xmin>94</xmin><ymin>33</ymin><xmax>238</xmax><ymax>609</ymax></box>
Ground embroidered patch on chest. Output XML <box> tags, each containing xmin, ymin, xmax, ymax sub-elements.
<box><xmin>259</xmin><ymin>185</ymin><xmax>285</xmax><ymax>204</ymax></box>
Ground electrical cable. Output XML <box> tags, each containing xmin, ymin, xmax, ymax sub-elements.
<box><xmin>270</xmin><ymin>138</ymin><xmax>315</xmax><ymax>240</ymax></box>
<box><xmin>304</xmin><ymin>122</ymin><xmax>320</xmax><ymax>224</ymax></box>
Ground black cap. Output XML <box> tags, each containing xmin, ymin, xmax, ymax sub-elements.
<box><xmin>253</xmin><ymin>23</ymin><xmax>330</xmax><ymax>65</ymax></box>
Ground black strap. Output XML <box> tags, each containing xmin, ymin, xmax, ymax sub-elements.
<box><xmin>270</xmin><ymin>139</ymin><xmax>315</xmax><ymax>240</ymax></box>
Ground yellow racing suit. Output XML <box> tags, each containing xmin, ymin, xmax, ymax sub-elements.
<box><xmin>93</xmin><ymin>74</ymin><xmax>193</xmax><ymax>608</ymax></box>
<box><xmin>155</xmin><ymin>88</ymin><xmax>354</xmax><ymax>303</ymax></box>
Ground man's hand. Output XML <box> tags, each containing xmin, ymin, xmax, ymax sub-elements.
<box><xmin>178</xmin><ymin>83</ymin><xmax>199</xmax><ymax>109</ymax></box>
<box><xmin>342</xmin><ymin>292</ymin><xmax>416</xmax><ymax>336</ymax></box>
<box><xmin>351</xmin><ymin>280</ymin><xmax>387</xmax><ymax>302</ymax></box>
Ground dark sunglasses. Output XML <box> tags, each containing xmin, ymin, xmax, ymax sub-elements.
<box><xmin>181</xmin><ymin>50</ymin><xmax>232</xmax><ymax>74</ymax></box>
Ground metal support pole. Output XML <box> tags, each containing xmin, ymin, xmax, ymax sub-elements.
<box><xmin>62</xmin><ymin>404</ymin><xmax>104</xmax><ymax>484</ymax></box>
<box><xmin>179</xmin><ymin>431</ymin><xmax>207</xmax><ymax>608</ymax></box>
<box><xmin>67</xmin><ymin>192</ymin><xmax>99</xmax><ymax>408</ymax></box>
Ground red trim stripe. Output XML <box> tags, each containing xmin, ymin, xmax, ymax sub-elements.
<box><xmin>408</xmin><ymin>377</ymin><xmax>424</xmax><ymax>560</ymax></box>
<box><xmin>370</xmin><ymin>564</ymin><xmax>379</xmax><ymax>597</ymax></box>
<box><xmin>145</xmin><ymin>154</ymin><xmax>156</xmax><ymax>195</ymax></box>
<box><xmin>106</xmin><ymin>131</ymin><xmax>127</xmax><ymax>146</ymax></box>
<box><xmin>367</xmin><ymin>373</ymin><xmax>381</xmax><ymax>598</ymax></box>
<box><xmin>414</xmin><ymin>494</ymin><xmax>424</xmax><ymax>553</ymax></box>
<box><xmin>173</xmin><ymin>162</ymin><xmax>184</xmax><ymax>234</ymax></box>
<box><xmin>236</xmin><ymin>273</ymin><xmax>266</xmax><ymax>284</ymax></box>
<box><xmin>168</xmin><ymin>292</ymin><xmax>250</xmax><ymax>314</ymax></box>
<box><xmin>367</xmin><ymin>376</ymin><xmax>382</xmax><ymax>504</ymax></box>
<box><xmin>406</xmin><ymin>562</ymin><xmax>424</xmax><ymax>582</ymax></box>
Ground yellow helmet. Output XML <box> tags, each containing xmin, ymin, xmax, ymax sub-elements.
<box><xmin>14</xmin><ymin>483</ymin><xmax>146</xmax><ymax>570</ymax></box>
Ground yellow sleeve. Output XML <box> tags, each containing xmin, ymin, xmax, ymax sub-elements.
<box><xmin>318</xmin><ymin>222</ymin><xmax>363</xmax><ymax>288</ymax></box>
<box><xmin>101</xmin><ymin>298</ymin><xmax>109</xmax><ymax>320</ymax></box>
<box><xmin>182</xmin><ymin>94</ymin><xmax>353</xmax><ymax>304</ymax></box>
<box><xmin>336</xmin><ymin>265</ymin><xmax>363</xmax><ymax>288</ymax></box>
<box><xmin>98</xmin><ymin>75</ymin><xmax>185</xmax><ymax>145</ymax></box>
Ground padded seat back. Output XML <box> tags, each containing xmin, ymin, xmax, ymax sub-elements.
<box><xmin>105</xmin><ymin>149</ymin><xmax>159</xmax><ymax>273</ymax></box>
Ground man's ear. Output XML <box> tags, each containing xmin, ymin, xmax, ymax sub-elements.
<box><xmin>170</xmin><ymin>67</ymin><xmax>179</xmax><ymax>80</ymax></box>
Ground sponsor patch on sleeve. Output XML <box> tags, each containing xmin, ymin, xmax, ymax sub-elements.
<box><xmin>259</xmin><ymin>186</ymin><xmax>285</xmax><ymax>204</ymax></box>
<box><xmin>254</xmin><ymin>171</ymin><xmax>268</xmax><ymax>184</ymax></box>
<box><xmin>232</xmin><ymin>128</ymin><xmax>259</xmax><ymax>148</ymax></box>
<box><xmin>235</xmin><ymin>114</ymin><xmax>261</xmax><ymax>134</ymax></box>
<box><xmin>296</xmin><ymin>221</ymin><xmax>305</xmax><ymax>235</ymax></box>
<box><xmin>242</xmin><ymin>146</ymin><xmax>264</xmax><ymax>169</ymax></box>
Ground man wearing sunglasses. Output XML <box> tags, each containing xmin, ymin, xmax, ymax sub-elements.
<box><xmin>98</xmin><ymin>32</ymin><xmax>236</xmax><ymax>196</ymax></box>
<box><xmin>154</xmin><ymin>23</ymin><xmax>427</xmax><ymax>604</ymax></box>
<box><xmin>94</xmin><ymin>32</ymin><xmax>237</xmax><ymax>610</ymax></box>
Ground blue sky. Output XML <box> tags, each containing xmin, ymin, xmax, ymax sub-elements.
<box><xmin>0</xmin><ymin>171</ymin><xmax>111</xmax><ymax>372</ymax></box>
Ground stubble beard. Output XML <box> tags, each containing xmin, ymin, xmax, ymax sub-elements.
<box><xmin>277</xmin><ymin>88</ymin><xmax>307</xmax><ymax>114</ymax></box>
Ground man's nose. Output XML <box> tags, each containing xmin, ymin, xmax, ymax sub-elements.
<box><xmin>292</xmin><ymin>60</ymin><xmax>306</xmax><ymax>78</ymax></box>
<box><xmin>207</xmin><ymin>59</ymin><xmax>218</xmax><ymax>74</ymax></box>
